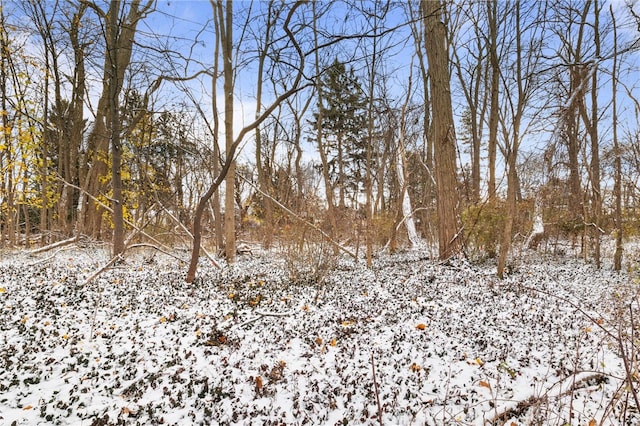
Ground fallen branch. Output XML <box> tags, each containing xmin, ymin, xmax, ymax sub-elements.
<box><xmin>487</xmin><ymin>372</ymin><xmax>605</xmax><ymax>425</ymax></box>
<box><xmin>81</xmin><ymin>254</ymin><xmax>124</xmax><ymax>287</ymax></box>
<box><xmin>81</xmin><ymin>219</ymin><xmax>152</xmax><ymax>287</ymax></box>
<box><xmin>27</xmin><ymin>246</ymin><xmax>72</xmax><ymax>266</ymax></box>
<box><xmin>29</xmin><ymin>235</ymin><xmax>79</xmax><ymax>254</ymax></box>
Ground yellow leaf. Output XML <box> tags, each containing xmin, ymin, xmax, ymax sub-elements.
<box><xmin>416</xmin><ymin>323</ymin><xmax>426</xmax><ymax>330</ymax></box>
<box><xmin>589</xmin><ymin>419</ymin><xmax>596</xmax><ymax>426</ymax></box>
<box><xmin>43</xmin><ymin>321</ymin><xmax>50</xmax><ymax>326</ymax></box>
<box><xmin>62</xmin><ymin>334</ymin><xmax>69</xmax><ymax>339</ymax></box>
<box><xmin>0</xmin><ymin>287</ymin><xmax>5</xmax><ymax>293</ymax></box>
<box><xmin>195</xmin><ymin>329</ymin><xmax>202</xmax><ymax>338</ymax></box>
<box><xmin>585</xmin><ymin>326</ymin><xmax>592</xmax><ymax>333</ymax></box>
<box><xmin>228</xmin><ymin>293</ymin><xmax>235</xmax><ymax>299</ymax></box>
<box><xmin>329</xmin><ymin>338</ymin><xmax>337</xmax><ymax>347</ymax></box>
<box><xmin>21</xmin><ymin>315</ymin><xmax>28</xmax><ymax>324</ymax></box>
<box><xmin>475</xmin><ymin>357</ymin><xmax>484</xmax><ymax>366</ymax></box>
<box><xmin>341</xmin><ymin>320</ymin><xmax>355</xmax><ymax>327</ymax></box>
<box><xmin>159</xmin><ymin>316</ymin><xmax>167</xmax><ymax>323</ymax></box>
<box><xmin>409</xmin><ymin>362</ymin><xmax>421</xmax><ymax>372</ymax></box>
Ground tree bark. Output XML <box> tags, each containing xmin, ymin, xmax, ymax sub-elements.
<box><xmin>422</xmin><ymin>0</ymin><xmax>463</xmax><ymax>260</ymax></box>
<box><xmin>218</xmin><ymin>0</ymin><xmax>236</xmax><ymax>263</ymax></box>
<box><xmin>487</xmin><ymin>0</ymin><xmax>499</xmax><ymax>201</ymax></box>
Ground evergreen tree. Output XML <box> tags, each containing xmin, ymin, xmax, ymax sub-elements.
<box><xmin>311</xmin><ymin>59</ymin><xmax>368</xmax><ymax>208</ymax></box>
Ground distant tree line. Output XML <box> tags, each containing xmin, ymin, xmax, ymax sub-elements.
<box><xmin>0</xmin><ymin>0</ymin><xmax>638</xmax><ymax>277</ymax></box>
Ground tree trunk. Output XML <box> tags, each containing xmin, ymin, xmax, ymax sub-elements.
<box><xmin>589</xmin><ymin>0</ymin><xmax>601</xmax><ymax>267</ymax></box>
<box><xmin>70</xmin><ymin>5</ymin><xmax>87</xmax><ymax>236</ymax></box>
<box><xmin>487</xmin><ymin>0</ymin><xmax>499</xmax><ymax>201</ymax></box>
<box><xmin>313</xmin><ymin>1</ymin><xmax>338</xmax><ymax>241</ymax></box>
<box><xmin>221</xmin><ymin>0</ymin><xmax>236</xmax><ymax>263</ymax></box>
<box><xmin>611</xmin><ymin>5</ymin><xmax>622</xmax><ymax>271</ymax></box>
<box><xmin>108</xmin><ymin>0</ymin><xmax>124</xmax><ymax>256</ymax></box>
<box><xmin>82</xmin><ymin>0</ymin><xmax>153</xmax><ymax>253</ymax></box>
<box><xmin>255</xmin><ymin>2</ymin><xmax>275</xmax><ymax>249</ymax></box>
<box><xmin>422</xmin><ymin>0</ymin><xmax>463</xmax><ymax>260</ymax></box>
<box><xmin>210</xmin><ymin>4</ymin><xmax>224</xmax><ymax>252</ymax></box>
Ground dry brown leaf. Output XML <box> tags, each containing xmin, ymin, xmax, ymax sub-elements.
<box><xmin>479</xmin><ymin>380</ymin><xmax>491</xmax><ymax>391</ymax></box>
<box><xmin>416</xmin><ymin>323</ymin><xmax>426</xmax><ymax>330</ymax></box>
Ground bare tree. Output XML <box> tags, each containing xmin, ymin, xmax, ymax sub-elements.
<box><xmin>80</xmin><ymin>0</ymin><xmax>154</xmax><ymax>256</ymax></box>
<box><xmin>486</xmin><ymin>0</ymin><xmax>501</xmax><ymax>200</ymax></box>
<box><xmin>496</xmin><ymin>1</ymin><xmax>548</xmax><ymax>278</ymax></box>
<box><xmin>611</xmin><ymin>5</ymin><xmax>623</xmax><ymax>271</ymax></box>
<box><xmin>450</xmin><ymin>0</ymin><xmax>489</xmax><ymax>203</ymax></box>
<box><xmin>186</xmin><ymin>0</ymin><xmax>310</xmax><ymax>282</ymax></box>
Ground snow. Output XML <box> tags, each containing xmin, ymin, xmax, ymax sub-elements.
<box><xmin>0</xmin><ymin>246</ymin><xmax>636</xmax><ymax>425</ymax></box>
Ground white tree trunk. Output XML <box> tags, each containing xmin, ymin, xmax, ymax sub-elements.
<box><xmin>525</xmin><ymin>200</ymin><xmax>545</xmax><ymax>249</ymax></box>
<box><xmin>396</xmin><ymin>136</ymin><xmax>422</xmax><ymax>248</ymax></box>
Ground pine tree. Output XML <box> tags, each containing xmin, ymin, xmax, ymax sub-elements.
<box><xmin>311</xmin><ymin>59</ymin><xmax>368</xmax><ymax>209</ymax></box>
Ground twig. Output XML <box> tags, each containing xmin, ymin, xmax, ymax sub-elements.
<box><xmin>619</xmin><ymin>305</ymin><xmax>640</xmax><ymax>411</ymax></box>
<box><xmin>371</xmin><ymin>352</ymin><xmax>383</xmax><ymax>426</ymax></box>
<box><xmin>127</xmin><ymin>243</ymin><xmax>189</xmax><ymax>263</ymax></box>
<box><xmin>157</xmin><ymin>202</ymin><xmax>220</xmax><ymax>268</ymax></box>
<box><xmin>233</xmin><ymin>310</ymin><xmax>294</xmax><ymax>330</ymax></box>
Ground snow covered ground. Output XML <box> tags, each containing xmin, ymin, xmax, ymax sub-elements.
<box><xmin>0</xmin><ymin>244</ymin><xmax>638</xmax><ymax>425</ymax></box>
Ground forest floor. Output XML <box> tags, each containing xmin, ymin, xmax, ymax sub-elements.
<box><xmin>1</xmin><ymin>241</ymin><xmax>639</xmax><ymax>425</ymax></box>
